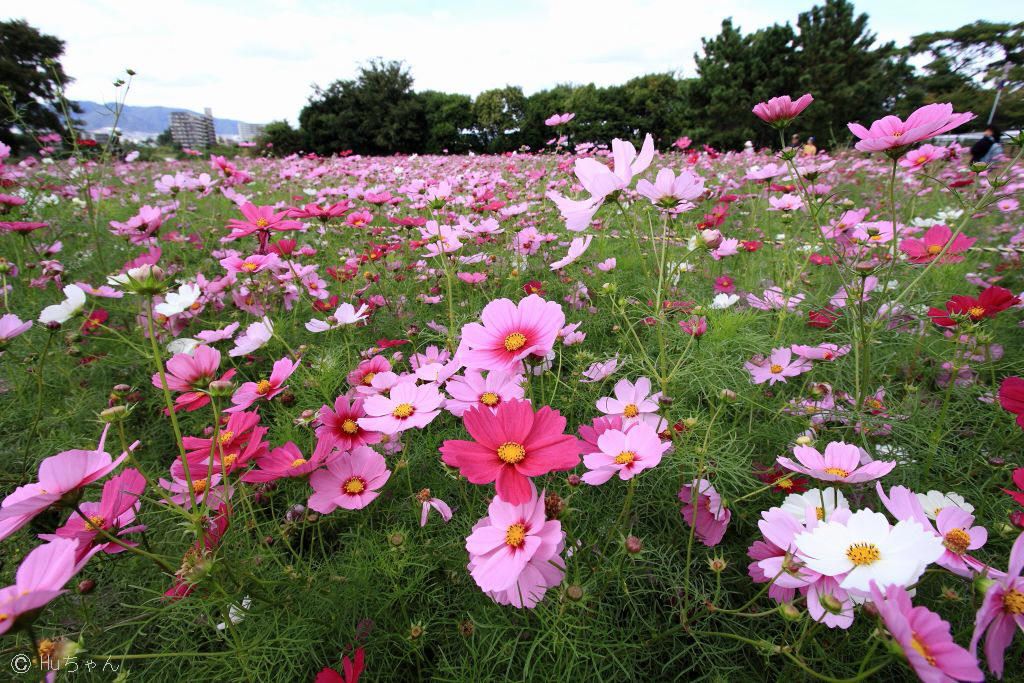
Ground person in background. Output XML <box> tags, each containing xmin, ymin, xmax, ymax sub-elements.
<box><xmin>970</xmin><ymin>126</ymin><xmax>1001</xmax><ymax>163</ymax></box>
<box><xmin>802</xmin><ymin>136</ymin><xmax>817</xmax><ymax>157</ymax></box>
<box><xmin>743</xmin><ymin>140</ymin><xmax>754</xmax><ymax>156</ymax></box>
<box><xmin>790</xmin><ymin>133</ymin><xmax>800</xmax><ymax>148</ymax></box>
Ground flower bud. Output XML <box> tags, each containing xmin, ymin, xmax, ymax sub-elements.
<box><xmin>566</xmin><ymin>584</ymin><xmax>584</xmax><ymax>601</ymax></box>
<box><xmin>389</xmin><ymin>532</ymin><xmax>405</xmax><ymax>547</ymax></box>
<box><xmin>208</xmin><ymin>379</ymin><xmax>236</xmax><ymax>397</ymax></box>
<box><xmin>819</xmin><ymin>593</ymin><xmax>844</xmax><ymax>615</ymax></box>
<box><xmin>778</xmin><ymin>602</ymin><xmax>802</xmax><ymax>621</ymax></box>
<box><xmin>77</xmin><ymin>579</ymin><xmax>96</xmax><ymax>594</ymax></box>
<box><xmin>99</xmin><ymin>405</ymin><xmax>128</xmax><ymax>423</ymax></box>
<box><xmin>625</xmin><ymin>535</ymin><xmax>643</xmax><ymax>554</ymax></box>
<box><xmin>795</xmin><ymin>435</ymin><xmax>813</xmax><ymax>446</ymax></box>
<box><xmin>707</xmin><ymin>556</ymin><xmax>728</xmax><ymax>573</ymax></box>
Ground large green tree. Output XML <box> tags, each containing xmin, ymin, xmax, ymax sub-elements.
<box><xmin>473</xmin><ymin>86</ymin><xmax>525</xmax><ymax>151</ymax></box>
<box><xmin>420</xmin><ymin>90</ymin><xmax>477</xmax><ymax>154</ymax></box>
<box><xmin>258</xmin><ymin>120</ymin><xmax>304</xmax><ymax>156</ymax></box>
<box><xmin>0</xmin><ymin>19</ymin><xmax>80</xmax><ymax>154</ymax></box>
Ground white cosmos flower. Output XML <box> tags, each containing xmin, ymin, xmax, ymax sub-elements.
<box><xmin>305</xmin><ymin>302</ymin><xmax>369</xmax><ymax>333</ymax></box>
<box><xmin>914</xmin><ymin>490</ymin><xmax>974</xmax><ymax>521</ymax></box>
<box><xmin>710</xmin><ymin>293</ymin><xmax>740</xmax><ymax>309</ymax></box>
<box><xmin>39</xmin><ymin>284</ymin><xmax>86</xmax><ymax>324</ymax></box>
<box><xmin>794</xmin><ymin>509</ymin><xmax>943</xmax><ymax>593</ymax></box>
<box><xmin>154</xmin><ymin>284</ymin><xmax>201</xmax><ymax>317</ymax></box>
<box><xmin>780</xmin><ymin>487</ymin><xmax>848</xmax><ymax>522</ymax></box>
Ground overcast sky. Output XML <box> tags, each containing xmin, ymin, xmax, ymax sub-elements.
<box><xmin>8</xmin><ymin>0</ymin><xmax>1023</xmax><ymax>124</ymax></box>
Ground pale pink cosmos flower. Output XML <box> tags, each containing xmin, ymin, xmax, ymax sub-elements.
<box><xmin>768</xmin><ymin>193</ymin><xmax>804</xmax><ymax>212</ymax></box>
<box><xmin>544</xmin><ymin>112</ymin><xmax>575</xmax><ymax>126</ymax></box>
<box><xmin>870</xmin><ymin>581</ymin><xmax>984</xmax><ymax>683</ymax></box>
<box><xmin>417</xmin><ymin>488</ymin><xmax>453</xmax><ymax>527</ymax></box>
<box><xmin>847</xmin><ymin>103</ymin><xmax>975</xmax><ymax>153</ymax></box>
<box><xmin>196</xmin><ymin>322</ymin><xmax>240</xmax><ymax>343</ymax></box>
<box><xmin>465</xmin><ymin>482</ymin><xmax>563</xmax><ymax>595</ymax></box>
<box><xmin>745</xmin><ymin>348</ymin><xmax>812</xmax><ymax>385</ymax></box>
<box><xmin>460</xmin><ymin>295</ymin><xmax>565</xmax><ymax>373</ymax></box>
<box><xmin>305</xmin><ymin>302</ymin><xmax>370</xmax><ymax>332</ymax></box>
<box><xmin>0</xmin><ymin>427</ymin><xmax>127</xmax><ymax>541</ymax></box>
<box><xmin>444</xmin><ymin>369</ymin><xmax>525</xmax><ymax>417</ymax></box>
<box><xmin>898</xmin><ymin>143</ymin><xmax>949</xmax><ymax>172</ymax></box>
<box><xmin>226</xmin><ymin>356</ymin><xmax>300</xmax><ymax>413</ymax></box>
<box><xmin>581</xmin><ymin>357</ymin><xmax>618</xmax><ymax>383</ymax></box>
<box><xmin>637</xmin><ymin>168</ymin><xmax>705</xmax><ymax>212</ymax></box>
<box><xmin>582</xmin><ymin>422</ymin><xmax>669</xmax><ymax>485</ymax></box>
<box><xmin>549</xmin><ymin>235</ymin><xmax>593</xmax><ymax>271</ymax></box>
<box><xmin>159</xmin><ymin>473</ymin><xmax>230</xmax><ymax>510</ymax></box>
<box><xmin>790</xmin><ymin>343</ymin><xmax>850</xmax><ymax>361</ymax></box>
<box><xmin>219</xmin><ymin>253</ymin><xmax>281</xmax><ymax>274</ymax></box>
<box><xmin>899</xmin><ymin>224</ymin><xmax>975</xmax><ymax>265</ymax></box>
<box><xmin>596</xmin><ymin>377</ymin><xmax>661</xmax><ymax>426</ymax></box>
<box><xmin>307</xmin><ymin>445</ymin><xmax>391</xmax><ymax>513</ymax></box>
<box><xmin>679</xmin><ymin>479</ymin><xmax>731</xmax><ymax>546</ymax></box>
<box><xmin>596</xmin><ymin>257</ymin><xmax>616</xmax><ymax>272</ymax></box>
<box><xmin>746</xmin><ymin>286</ymin><xmax>805</xmax><ymax>311</ymax></box>
<box><xmin>229</xmin><ymin>317</ymin><xmax>274</xmax><ymax>357</ymax></box>
<box><xmin>752</xmin><ymin>94</ymin><xmax>813</xmax><ymax>127</ymax></box>
<box><xmin>0</xmin><ymin>538</ymin><xmax>97</xmax><ymax>635</ymax></box>
<box><xmin>970</xmin><ymin>531</ymin><xmax>1024</xmax><ymax>678</ymax></box>
<box><xmin>0</xmin><ymin>313</ymin><xmax>31</xmax><ymax>343</ymax></box>
<box><xmin>357</xmin><ymin>380</ymin><xmax>444</xmax><ymax>434</ymax></box>
<box><xmin>776</xmin><ymin>441</ymin><xmax>895</xmax><ymax>484</ymax></box>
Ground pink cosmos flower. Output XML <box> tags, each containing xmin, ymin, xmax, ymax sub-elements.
<box><xmin>440</xmin><ymin>399</ymin><xmax>580</xmax><ymax>504</ymax></box>
<box><xmin>752</xmin><ymin>94</ymin><xmax>814</xmax><ymax>127</ymax></box>
<box><xmin>581</xmin><ymin>422</ymin><xmax>669</xmax><ymax>485</ymax></box>
<box><xmin>679</xmin><ymin>479</ymin><xmax>731</xmax><ymax>546</ymax></box>
<box><xmin>226</xmin><ymin>202</ymin><xmax>303</xmax><ymax>240</ymax></box>
<box><xmin>847</xmin><ymin>103</ymin><xmax>975</xmax><ymax>153</ymax></box>
<box><xmin>899</xmin><ymin>225</ymin><xmax>975</xmax><ymax>265</ymax></box>
<box><xmin>219</xmin><ymin>253</ymin><xmax>281</xmax><ymax>274</ymax></box>
<box><xmin>156</xmin><ymin>344</ymin><xmax>237</xmax><ymax>412</ymax></box>
<box><xmin>42</xmin><ymin>469</ymin><xmax>146</xmax><ymax>560</ymax></box>
<box><xmin>0</xmin><ymin>538</ymin><xmax>96</xmax><ymax>635</ymax></box>
<box><xmin>307</xmin><ymin>445</ymin><xmax>390</xmax><ymax>513</ymax></box>
<box><xmin>460</xmin><ymin>295</ymin><xmax>565</xmax><ymax>373</ymax></box>
<box><xmin>316</xmin><ymin>394</ymin><xmax>381</xmax><ymax>451</ymax></box>
<box><xmin>196</xmin><ymin>322</ymin><xmax>240</xmax><ymax>343</ymax></box>
<box><xmin>465</xmin><ymin>483</ymin><xmax>564</xmax><ymax>601</ymax></box>
<box><xmin>0</xmin><ymin>427</ymin><xmax>127</xmax><ymax>541</ymax></box>
<box><xmin>544</xmin><ymin>112</ymin><xmax>575</xmax><ymax>126</ymax></box>
<box><xmin>747</xmin><ymin>286</ymin><xmax>804</xmax><ymax>311</ymax></box>
<box><xmin>970</xmin><ymin>531</ymin><xmax>1024</xmax><ymax>678</ymax></box>
<box><xmin>636</xmin><ymin>168</ymin><xmax>705</xmax><ymax>212</ymax></box>
<box><xmin>871</xmin><ymin>582</ymin><xmax>984</xmax><ymax>682</ymax></box>
<box><xmin>596</xmin><ymin>377</ymin><xmax>662</xmax><ymax>426</ymax></box>
<box><xmin>790</xmin><ymin>343</ymin><xmax>850</xmax><ymax>361</ymax></box>
<box><xmin>898</xmin><ymin>143</ymin><xmax>949</xmax><ymax>172</ymax></box>
<box><xmin>0</xmin><ymin>313</ymin><xmax>31</xmax><ymax>343</ymax></box>
<box><xmin>679</xmin><ymin>316</ymin><xmax>708</xmax><ymax>337</ymax></box>
<box><xmin>549</xmin><ymin>235</ymin><xmax>593</xmax><ymax>271</ymax></box>
<box><xmin>581</xmin><ymin>357</ymin><xmax>618</xmax><ymax>383</ymax></box>
<box><xmin>417</xmin><ymin>488</ymin><xmax>453</xmax><ymax>527</ymax></box>
<box><xmin>444</xmin><ymin>369</ymin><xmax>525</xmax><ymax>417</ymax></box>
<box><xmin>227</xmin><ymin>357</ymin><xmax>299</xmax><ymax>412</ymax></box>
<box><xmin>159</xmin><ymin>473</ymin><xmax>230</xmax><ymax>510</ymax></box>
<box><xmin>242</xmin><ymin>440</ymin><xmax>337</xmax><ymax>484</ymax></box>
<box><xmin>745</xmin><ymin>348</ymin><xmax>812</xmax><ymax>385</ymax></box>
<box><xmin>357</xmin><ymin>380</ymin><xmax>444</xmax><ymax>434</ymax></box>
<box><xmin>596</xmin><ymin>257</ymin><xmax>616</xmax><ymax>272</ymax></box>
<box><xmin>776</xmin><ymin>441</ymin><xmax>895</xmax><ymax>483</ymax></box>
<box><xmin>229</xmin><ymin>317</ymin><xmax>274</xmax><ymax>357</ymax></box>
<box><xmin>348</xmin><ymin>355</ymin><xmax>391</xmax><ymax>389</ymax></box>
<box><xmin>578</xmin><ymin>415</ymin><xmax>627</xmax><ymax>455</ymax></box>
<box><xmin>768</xmin><ymin>193</ymin><xmax>804</xmax><ymax>212</ymax></box>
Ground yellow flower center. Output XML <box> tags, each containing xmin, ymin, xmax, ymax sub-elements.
<box><xmin>222</xmin><ymin>453</ymin><xmax>237</xmax><ymax>469</ymax></box>
<box><xmin>362</xmin><ymin>372</ymin><xmax>376</xmax><ymax>385</ymax></box>
<box><xmin>846</xmin><ymin>542</ymin><xmax>881</xmax><ymax>566</ymax></box>
<box><xmin>218</xmin><ymin>430</ymin><xmax>234</xmax><ymax>445</ymax></box>
<box><xmin>255</xmin><ymin>217</ymin><xmax>269</xmax><ymax>228</ymax></box>
<box><xmin>343</xmin><ymin>477</ymin><xmax>366</xmax><ymax>495</ymax></box>
<box><xmin>480</xmin><ymin>392</ymin><xmax>500</xmax><ymax>407</ymax></box>
<box><xmin>241</xmin><ymin>261</ymin><xmax>259</xmax><ymax>271</ymax></box>
<box><xmin>1003</xmin><ymin>589</ymin><xmax>1024</xmax><ymax>615</ymax></box>
<box><xmin>256</xmin><ymin>379</ymin><xmax>272</xmax><ymax>395</ymax></box>
<box><xmin>38</xmin><ymin>639</ymin><xmax>56</xmax><ymax>660</ymax></box>
<box><xmin>503</xmin><ymin>332</ymin><xmax>527</xmax><ymax>352</ymax></box>
<box><xmin>824</xmin><ymin>467</ymin><xmax>849</xmax><ymax>478</ymax></box>
<box><xmin>623</xmin><ymin>403</ymin><xmax>640</xmax><ymax>418</ymax></box>
<box><xmin>770</xmin><ymin>364</ymin><xmax>784</xmax><ymax>373</ymax></box>
<box><xmin>815</xmin><ymin>506</ymin><xmax>825</xmax><ymax>520</ymax></box>
<box><xmin>290</xmin><ymin>458</ymin><xmax>307</xmax><ymax>468</ymax></box>
<box><xmin>392</xmin><ymin>403</ymin><xmax>415</xmax><ymax>419</ymax></box>
<box><xmin>943</xmin><ymin>528</ymin><xmax>971</xmax><ymax>555</ymax></box>
<box><xmin>926</xmin><ymin>244</ymin><xmax>943</xmax><ymax>255</ymax></box>
<box><xmin>417</xmin><ymin>488</ymin><xmax>432</xmax><ymax>503</ymax></box>
<box><xmin>968</xmin><ymin>305</ymin><xmax>985</xmax><ymax>318</ymax></box>
<box><xmin>910</xmin><ymin>636</ymin><xmax>936</xmax><ymax>666</ymax></box>
<box><xmin>341</xmin><ymin>418</ymin><xmax>359</xmax><ymax>434</ymax></box>
<box><xmin>85</xmin><ymin>515</ymin><xmax>105</xmax><ymax>531</ymax></box>
<box><xmin>193</xmin><ymin>478</ymin><xmax>208</xmax><ymax>494</ymax></box>
<box><xmin>615</xmin><ymin>450</ymin><xmax>637</xmax><ymax>465</ymax></box>
<box><xmin>497</xmin><ymin>441</ymin><xmax>526</xmax><ymax>464</ymax></box>
<box><xmin>505</xmin><ymin>523</ymin><xmax>527</xmax><ymax>548</ymax></box>
<box><xmin>777</xmin><ymin>478</ymin><xmax>794</xmax><ymax>490</ymax></box>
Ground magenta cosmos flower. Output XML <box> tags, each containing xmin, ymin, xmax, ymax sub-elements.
<box><xmin>870</xmin><ymin>582</ymin><xmax>984</xmax><ymax>683</ymax></box>
<box><xmin>0</xmin><ymin>427</ymin><xmax>126</xmax><ymax>541</ymax></box>
<box><xmin>443</xmin><ymin>369</ymin><xmax>525</xmax><ymax>417</ymax></box>
<box><xmin>847</xmin><ymin>103</ymin><xmax>975</xmax><ymax>154</ymax></box>
<box><xmin>155</xmin><ymin>344</ymin><xmax>237</xmax><ymax>412</ymax></box>
<box><xmin>679</xmin><ymin>479</ymin><xmax>731</xmax><ymax>546</ymax></box>
<box><xmin>226</xmin><ymin>356</ymin><xmax>300</xmax><ymax>413</ymax></box>
<box><xmin>357</xmin><ymin>380</ymin><xmax>443</xmax><ymax>434</ymax></box>
<box><xmin>745</xmin><ymin>348</ymin><xmax>812</xmax><ymax>385</ymax></box>
<box><xmin>316</xmin><ymin>394</ymin><xmax>381</xmax><ymax>452</ymax></box>
<box><xmin>581</xmin><ymin>422</ymin><xmax>669</xmax><ymax>485</ymax></box>
<box><xmin>0</xmin><ymin>538</ymin><xmax>96</xmax><ymax>635</ymax></box>
<box><xmin>41</xmin><ymin>468</ymin><xmax>146</xmax><ymax>560</ymax></box>
<box><xmin>242</xmin><ymin>440</ymin><xmax>338</xmax><ymax>484</ymax></box>
<box><xmin>752</xmin><ymin>93</ymin><xmax>813</xmax><ymax>126</ymax></box>
<box><xmin>440</xmin><ymin>399</ymin><xmax>580</xmax><ymax>504</ymax></box>
<box><xmin>776</xmin><ymin>441</ymin><xmax>895</xmax><ymax>484</ymax></box>
<box><xmin>899</xmin><ymin>225</ymin><xmax>975</xmax><ymax>265</ymax></box>
<box><xmin>226</xmin><ymin>202</ymin><xmax>303</xmax><ymax>240</ymax></box>
<box><xmin>970</xmin><ymin>531</ymin><xmax>1024</xmax><ymax>679</ymax></box>
<box><xmin>307</xmin><ymin>445</ymin><xmax>390</xmax><ymax>513</ymax></box>
<box><xmin>465</xmin><ymin>483</ymin><xmax>564</xmax><ymax>598</ymax></box>
<box><xmin>460</xmin><ymin>295</ymin><xmax>565</xmax><ymax>373</ymax></box>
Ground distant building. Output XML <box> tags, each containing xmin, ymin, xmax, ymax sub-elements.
<box><xmin>169</xmin><ymin>108</ymin><xmax>216</xmax><ymax>149</ymax></box>
<box><xmin>237</xmin><ymin>122</ymin><xmax>266</xmax><ymax>143</ymax></box>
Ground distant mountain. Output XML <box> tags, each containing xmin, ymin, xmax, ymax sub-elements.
<box><xmin>73</xmin><ymin>101</ymin><xmax>261</xmax><ymax>138</ymax></box>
